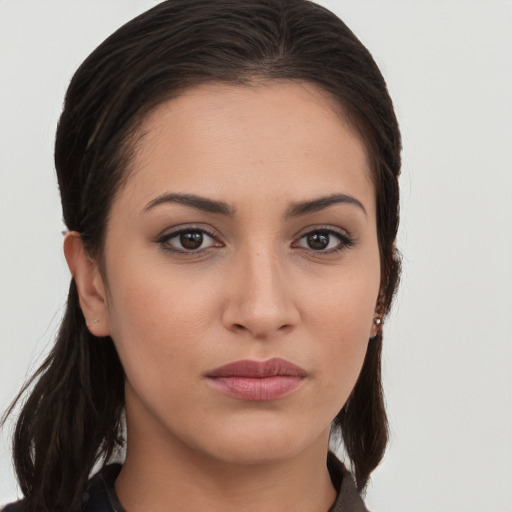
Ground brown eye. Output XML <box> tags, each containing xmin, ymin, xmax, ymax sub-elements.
<box><xmin>180</xmin><ymin>231</ymin><xmax>203</xmax><ymax>250</ymax></box>
<box><xmin>306</xmin><ymin>232</ymin><xmax>329</xmax><ymax>250</ymax></box>
<box><xmin>158</xmin><ymin>228</ymin><xmax>219</xmax><ymax>252</ymax></box>
<box><xmin>295</xmin><ymin>228</ymin><xmax>354</xmax><ymax>253</ymax></box>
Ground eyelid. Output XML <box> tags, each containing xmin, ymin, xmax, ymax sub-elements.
<box><xmin>155</xmin><ymin>224</ymin><xmax>223</xmax><ymax>253</ymax></box>
<box><xmin>291</xmin><ymin>225</ymin><xmax>356</xmax><ymax>253</ymax></box>
<box><xmin>154</xmin><ymin>223</ymin><xmax>355</xmax><ymax>256</ymax></box>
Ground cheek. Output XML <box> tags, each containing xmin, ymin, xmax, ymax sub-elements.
<box><xmin>104</xmin><ymin>261</ymin><xmax>219</xmax><ymax>386</ymax></box>
<box><xmin>306</xmin><ymin>260</ymin><xmax>379</xmax><ymax>339</ymax></box>
<box><xmin>304</xmin><ymin>264</ymin><xmax>379</xmax><ymax>407</ymax></box>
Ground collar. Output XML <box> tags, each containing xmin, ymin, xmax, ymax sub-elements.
<box><xmin>83</xmin><ymin>452</ymin><xmax>369</xmax><ymax>512</ymax></box>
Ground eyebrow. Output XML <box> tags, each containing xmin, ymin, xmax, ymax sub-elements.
<box><xmin>142</xmin><ymin>191</ymin><xmax>366</xmax><ymax>218</ymax></box>
<box><xmin>142</xmin><ymin>192</ymin><xmax>235</xmax><ymax>216</ymax></box>
<box><xmin>286</xmin><ymin>193</ymin><xmax>367</xmax><ymax>217</ymax></box>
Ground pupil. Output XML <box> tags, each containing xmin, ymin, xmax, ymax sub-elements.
<box><xmin>307</xmin><ymin>232</ymin><xmax>329</xmax><ymax>250</ymax></box>
<box><xmin>180</xmin><ymin>231</ymin><xmax>203</xmax><ymax>250</ymax></box>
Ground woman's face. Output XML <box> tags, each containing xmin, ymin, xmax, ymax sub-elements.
<box><xmin>97</xmin><ymin>81</ymin><xmax>381</xmax><ymax>464</ymax></box>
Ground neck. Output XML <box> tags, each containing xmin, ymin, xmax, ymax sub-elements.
<box><xmin>115</xmin><ymin>411</ymin><xmax>337</xmax><ymax>512</ymax></box>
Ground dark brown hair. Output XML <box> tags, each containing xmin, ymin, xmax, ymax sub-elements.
<box><xmin>4</xmin><ymin>1</ymin><xmax>401</xmax><ymax>510</ymax></box>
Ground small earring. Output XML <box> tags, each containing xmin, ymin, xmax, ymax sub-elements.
<box><xmin>370</xmin><ymin>317</ymin><xmax>382</xmax><ymax>341</ymax></box>
<box><xmin>86</xmin><ymin>319</ymin><xmax>99</xmax><ymax>326</ymax></box>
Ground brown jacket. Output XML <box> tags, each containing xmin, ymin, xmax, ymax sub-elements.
<box><xmin>327</xmin><ymin>452</ymin><xmax>370</xmax><ymax>512</ymax></box>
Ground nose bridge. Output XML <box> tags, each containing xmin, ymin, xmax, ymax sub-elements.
<box><xmin>223</xmin><ymin>240</ymin><xmax>298</xmax><ymax>337</ymax></box>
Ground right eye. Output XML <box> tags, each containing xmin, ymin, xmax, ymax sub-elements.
<box><xmin>157</xmin><ymin>228</ymin><xmax>221</xmax><ymax>253</ymax></box>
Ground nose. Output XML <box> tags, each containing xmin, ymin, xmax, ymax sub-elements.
<box><xmin>221</xmin><ymin>247</ymin><xmax>300</xmax><ymax>339</ymax></box>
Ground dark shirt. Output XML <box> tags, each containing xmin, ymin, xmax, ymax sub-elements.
<box><xmin>4</xmin><ymin>453</ymin><xmax>369</xmax><ymax>512</ymax></box>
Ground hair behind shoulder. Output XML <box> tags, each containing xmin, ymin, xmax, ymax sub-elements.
<box><xmin>4</xmin><ymin>1</ymin><xmax>401</xmax><ymax>509</ymax></box>
<box><xmin>3</xmin><ymin>281</ymin><xmax>125</xmax><ymax>512</ymax></box>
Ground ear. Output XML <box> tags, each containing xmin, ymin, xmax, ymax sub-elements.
<box><xmin>64</xmin><ymin>231</ymin><xmax>111</xmax><ymax>337</ymax></box>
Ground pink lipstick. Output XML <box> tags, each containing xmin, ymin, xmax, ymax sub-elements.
<box><xmin>206</xmin><ymin>358</ymin><xmax>307</xmax><ymax>401</ymax></box>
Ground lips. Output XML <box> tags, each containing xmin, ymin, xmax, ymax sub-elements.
<box><xmin>206</xmin><ymin>358</ymin><xmax>307</xmax><ymax>401</ymax></box>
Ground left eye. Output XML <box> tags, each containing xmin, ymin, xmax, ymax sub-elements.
<box><xmin>295</xmin><ymin>229</ymin><xmax>350</xmax><ymax>252</ymax></box>
<box><xmin>159</xmin><ymin>229</ymin><xmax>219</xmax><ymax>252</ymax></box>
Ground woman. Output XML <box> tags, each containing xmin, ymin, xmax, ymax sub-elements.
<box><xmin>3</xmin><ymin>0</ymin><xmax>401</xmax><ymax>511</ymax></box>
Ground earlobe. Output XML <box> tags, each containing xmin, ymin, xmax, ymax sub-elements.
<box><xmin>63</xmin><ymin>232</ymin><xmax>111</xmax><ymax>337</ymax></box>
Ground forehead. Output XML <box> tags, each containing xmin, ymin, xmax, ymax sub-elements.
<box><xmin>118</xmin><ymin>81</ymin><xmax>374</xmax><ymax>215</ymax></box>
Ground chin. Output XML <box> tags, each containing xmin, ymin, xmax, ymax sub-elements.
<box><xmin>197</xmin><ymin>416</ymin><xmax>328</xmax><ymax>466</ymax></box>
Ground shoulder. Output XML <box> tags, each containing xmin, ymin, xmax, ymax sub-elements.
<box><xmin>327</xmin><ymin>452</ymin><xmax>371</xmax><ymax>512</ymax></box>
<box><xmin>2</xmin><ymin>503</ymin><xmax>24</xmax><ymax>512</ymax></box>
<box><xmin>82</xmin><ymin>464</ymin><xmax>123</xmax><ymax>512</ymax></box>
<box><xmin>2</xmin><ymin>464</ymin><xmax>123</xmax><ymax>512</ymax></box>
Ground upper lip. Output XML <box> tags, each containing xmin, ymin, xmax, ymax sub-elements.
<box><xmin>207</xmin><ymin>357</ymin><xmax>307</xmax><ymax>378</ymax></box>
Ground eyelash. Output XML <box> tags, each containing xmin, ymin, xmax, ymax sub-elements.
<box><xmin>156</xmin><ymin>225</ymin><xmax>222</xmax><ymax>254</ymax></box>
<box><xmin>155</xmin><ymin>225</ymin><xmax>355</xmax><ymax>255</ymax></box>
<box><xmin>293</xmin><ymin>227</ymin><xmax>356</xmax><ymax>254</ymax></box>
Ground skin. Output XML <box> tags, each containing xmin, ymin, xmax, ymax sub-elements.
<box><xmin>65</xmin><ymin>81</ymin><xmax>381</xmax><ymax>512</ymax></box>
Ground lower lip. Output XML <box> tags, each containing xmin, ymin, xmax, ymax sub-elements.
<box><xmin>207</xmin><ymin>376</ymin><xmax>305</xmax><ymax>401</ymax></box>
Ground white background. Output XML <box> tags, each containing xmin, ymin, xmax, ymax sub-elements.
<box><xmin>1</xmin><ymin>1</ymin><xmax>511</xmax><ymax>510</ymax></box>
